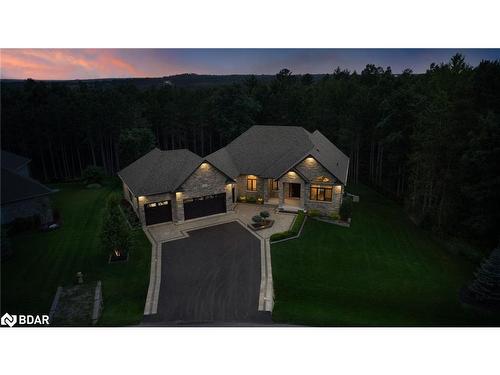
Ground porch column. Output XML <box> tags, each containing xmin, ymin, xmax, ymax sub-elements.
<box><xmin>263</xmin><ymin>179</ymin><xmax>269</xmax><ymax>202</ymax></box>
<box><xmin>278</xmin><ymin>181</ymin><xmax>285</xmax><ymax>207</ymax></box>
<box><xmin>300</xmin><ymin>181</ymin><xmax>306</xmax><ymax>209</ymax></box>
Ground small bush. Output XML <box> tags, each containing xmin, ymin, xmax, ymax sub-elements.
<box><xmin>247</xmin><ymin>196</ymin><xmax>257</xmax><ymax>203</ymax></box>
<box><xmin>260</xmin><ymin>211</ymin><xmax>270</xmax><ymax>219</ymax></box>
<box><xmin>82</xmin><ymin>165</ymin><xmax>105</xmax><ymax>184</ymax></box>
<box><xmin>86</xmin><ymin>183</ymin><xmax>102</xmax><ymax>189</ymax></box>
<box><xmin>307</xmin><ymin>209</ymin><xmax>321</xmax><ymax>217</ymax></box>
<box><xmin>271</xmin><ymin>210</ymin><xmax>306</xmax><ymax>242</ymax></box>
<box><xmin>270</xmin><ymin>231</ymin><xmax>294</xmax><ymax>242</ymax></box>
<box><xmin>339</xmin><ymin>197</ymin><xmax>353</xmax><ymax>221</ymax></box>
<box><xmin>290</xmin><ymin>210</ymin><xmax>306</xmax><ymax>233</ymax></box>
<box><xmin>329</xmin><ymin>212</ymin><xmax>340</xmax><ymax>220</ymax></box>
<box><xmin>252</xmin><ymin>215</ymin><xmax>263</xmax><ymax>223</ymax></box>
<box><xmin>238</xmin><ymin>196</ymin><xmax>247</xmax><ymax>203</ymax></box>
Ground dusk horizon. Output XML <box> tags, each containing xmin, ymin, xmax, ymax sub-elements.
<box><xmin>2</xmin><ymin>48</ymin><xmax>500</xmax><ymax>80</ymax></box>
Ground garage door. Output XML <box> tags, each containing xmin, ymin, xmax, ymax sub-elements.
<box><xmin>144</xmin><ymin>200</ymin><xmax>172</xmax><ymax>226</ymax></box>
<box><xmin>183</xmin><ymin>193</ymin><xmax>226</xmax><ymax>220</ymax></box>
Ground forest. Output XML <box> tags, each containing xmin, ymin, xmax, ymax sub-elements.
<box><xmin>1</xmin><ymin>54</ymin><xmax>499</xmax><ymax>248</ymax></box>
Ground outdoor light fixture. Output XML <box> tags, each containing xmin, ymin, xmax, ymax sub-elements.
<box><xmin>138</xmin><ymin>196</ymin><xmax>145</xmax><ymax>200</ymax></box>
<box><xmin>306</xmin><ymin>157</ymin><xmax>315</xmax><ymax>162</ymax></box>
<box><xmin>200</xmin><ymin>162</ymin><xmax>208</xmax><ymax>169</ymax></box>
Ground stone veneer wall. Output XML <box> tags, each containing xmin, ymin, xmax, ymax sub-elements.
<box><xmin>279</xmin><ymin>171</ymin><xmax>305</xmax><ymax>208</ymax></box>
<box><xmin>138</xmin><ymin>192</ymin><xmax>175</xmax><ymax>225</ymax></box>
<box><xmin>177</xmin><ymin>162</ymin><xmax>233</xmax><ymax>221</ymax></box>
<box><xmin>235</xmin><ymin>174</ymin><xmax>265</xmax><ymax>200</ymax></box>
<box><xmin>1</xmin><ymin>196</ymin><xmax>53</xmax><ymax>225</ymax></box>
<box><xmin>122</xmin><ymin>162</ymin><xmax>232</xmax><ymax>225</ymax></box>
<box><xmin>275</xmin><ymin>157</ymin><xmax>345</xmax><ymax>215</ymax></box>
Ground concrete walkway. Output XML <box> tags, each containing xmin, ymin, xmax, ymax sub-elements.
<box><xmin>142</xmin><ymin>203</ymin><xmax>296</xmax><ymax>318</ymax></box>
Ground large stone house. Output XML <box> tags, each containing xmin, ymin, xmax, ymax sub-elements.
<box><xmin>1</xmin><ymin>150</ymin><xmax>54</xmax><ymax>225</ymax></box>
<box><xmin>118</xmin><ymin>125</ymin><xmax>349</xmax><ymax>226</ymax></box>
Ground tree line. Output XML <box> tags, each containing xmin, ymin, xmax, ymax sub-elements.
<box><xmin>1</xmin><ymin>54</ymin><xmax>499</xmax><ymax>248</ymax></box>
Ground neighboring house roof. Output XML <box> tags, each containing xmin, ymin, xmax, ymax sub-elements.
<box><xmin>1</xmin><ymin>150</ymin><xmax>31</xmax><ymax>172</ymax></box>
<box><xmin>1</xmin><ymin>168</ymin><xmax>53</xmax><ymax>205</ymax></box>
<box><xmin>118</xmin><ymin>148</ymin><xmax>235</xmax><ymax>196</ymax></box>
<box><xmin>206</xmin><ymin>125</ymin><xmax>350</xmax><ymax>184</ymax></box>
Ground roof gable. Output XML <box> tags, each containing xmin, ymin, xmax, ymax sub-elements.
<box><xmin>1</xmin><ymin>168</ymin><xmax>53</xmax><ymax>204</ymax></box>
<box><xmin>207</xmin><ymin>125</ymin><xmax>349</xmax><ymax>184</ymax></box>
<box><xmin>118</xmin><ymin>148</ymin><xmax>203</xmax><ymax>196</ymax></box>
<box><xmin>1</xmin><ymin>150</ymin><xmax>31</xmax><ymax>171</ymax></box>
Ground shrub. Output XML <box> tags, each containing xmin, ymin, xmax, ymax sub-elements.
<box><xmin>290</xmin><ymin>210</ymin><xmax>306</xmax><ymax>233</ymax></box>
<box><xmin>260</xmin><ymin>211</ymin><xmax>270</xmax><ymax>219</ymax></box>
<box><xmin>307</xmin><ymin>209</ymin><xmax>321</xmax><ymax>217</ymax></box>
<box><xmin>252</xmin><ymin>215</ymin><xmax>263</xmax><ymax>223</ymax></box>
<box><xmin>339</xmin><ymin>197</ymin><xmax>353</xmax><ymax>221</ymax></box>
<box><xmin>270</xmin><ymin>231</ymin><xmax>293</xmax><ymax>242</ymax></box>
<box><xmin>238</xmin><ymin>196</ymin><xmax>247</xmax><ymax>203</ymax></box>
<box><xmin>257</xmin><ymin>197</ymin><xmax>264</xmax><ymax>204</ymax></box>
<box><xmin>247</xmin><ymin>196</ymin><xmax>257</xmax><ymax>203</ymax></box>
<box><xmin>82</xmin><ymin>166</ymin><xmax>105</xmax><ymax>184</ymax></box>
<box><xmin>100</xmin><ymin>195</ymin><xmax>132</xmax><ymax>258</ymax></box>
<box><xmin>270</xmin><ymin>210</ymin><xmax>305</xmax><ymax>242</ymax></box>
<box><xmin>329</xmin><ymin>212</ymin><xmax>340</xmax><ymax>220</ymax></box>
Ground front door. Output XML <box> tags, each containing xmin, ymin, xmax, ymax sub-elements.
<box><xmin>288</xmin><ymin>183</ymin><xmax>301</xmax><ymax>199</ymax></box>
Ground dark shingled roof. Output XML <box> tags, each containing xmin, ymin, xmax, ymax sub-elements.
<box><xmin>1</xmin><ymin>150</ymin><xmax>31</xmax><ymax>171</ymax></box>
<box><xmin>206</xmin><ymin>125</ymin><xmax>350</xmax><ymax>184</ymax></box>
<box><xmin>1</xmin><ymin>168</ymin><xmax>53</xmax><ymax>205</ymax></box>
<box><xmin>117</xmin><ymin>148</ymin><xmax>205</xmax><ymax>196</ymax></box>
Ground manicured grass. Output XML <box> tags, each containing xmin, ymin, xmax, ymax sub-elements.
<box><xmin>1</xmin><ymin>183</ymin><xmax>151</xmax><ymax>326</ymax></box>
<box><xmin>271</xmin><ymin>185</ymin><xmax>499</xmax><ymax>326</ymax></box>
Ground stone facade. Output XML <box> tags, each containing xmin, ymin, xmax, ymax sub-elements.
<box><xmin>123</xmin><ymin>162</ymin><xmax>234</xmax><ymax>225</ymax></box>
<box><xmin>177</xmin><ymin>162</ymin><xmax>233</xmax><ymax>221</ymax></box>
<box><xmin>1</xmin><ymin>196</ymin><xmax>53</xmax><ymax>225</ymax></box>
<box><xmin>235</xmin><ymin>174</ymin><xmax>265</xmax><ymax>201</ymax></box>
<box><xmin>278</xmin><ymin>171</ymin><xmax>306</xmax><ymax>208</ymax></box>
<box><xmin>123</xmin><ymin>155</ymin><xmax>344</xmax><ymax>225</ymax></box>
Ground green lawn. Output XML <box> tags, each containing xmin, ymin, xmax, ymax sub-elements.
<box><xmin>1</xmin><ymin>183</ymin><xmax>151</xmax><ymax>326</ymax></box>
<box><xmin>271</xmin><ymin>185</ymin><xmax>499</xmax><ymax>326</ymax></box>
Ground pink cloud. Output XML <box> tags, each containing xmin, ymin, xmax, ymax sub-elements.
<box><xmin>1</xmin><ymin>49</ymin><xmax>145</xmax><ymax>79</ymax></box>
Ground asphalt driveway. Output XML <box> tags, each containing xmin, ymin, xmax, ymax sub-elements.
<box><xmin>143</xmin><ymin>221</ymin><xmax>267</xmax><ymax>325</ymax></box>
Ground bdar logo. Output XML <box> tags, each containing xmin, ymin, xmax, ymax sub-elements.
<box><xmin>1</xmin><ymin>313</ymin><xmax>17</xmax><ymax>327</ymax></box>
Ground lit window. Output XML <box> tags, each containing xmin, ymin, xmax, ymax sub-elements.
<box><xmin>247</xmin><ymin>176</ymin><xmax>257</xmax><ymax>191</ymax></box>
<box><xmin>310</xmin><ymin>185</ymin><xmax>333</xmax><ymax>202</ymax></box>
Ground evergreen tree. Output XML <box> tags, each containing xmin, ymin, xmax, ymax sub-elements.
<box><xmin>467</xmin><ymin>247</ymin><xmax>500</xmax><ymax>304</ymax></box>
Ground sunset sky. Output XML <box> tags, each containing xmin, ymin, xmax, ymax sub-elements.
<box><xmin>1</xmin><ymin>49</ymin><xmax>500</xmax><ymax>80</ymax></box>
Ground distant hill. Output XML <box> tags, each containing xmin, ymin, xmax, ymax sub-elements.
<box><xmin>1</xmin><ymin>73</ymin><xmax>327</xmax><ymax>90</ymax></box>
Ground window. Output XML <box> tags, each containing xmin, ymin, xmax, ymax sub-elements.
<box><xmin>272</xmin><ymin>179</ymin><xmax>279</xmax><ymax>191</ymax></box>
<box><xmin>310</xmin><ymin>185</ymin><xmax>333</xmax><ymax>201</ymax></box>
<box><xmin>247</xmin><ymin>176</ymin><xmax>257</xmax><ymax>191</ymax></box>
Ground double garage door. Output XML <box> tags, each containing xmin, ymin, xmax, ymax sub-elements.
<box><xmin>144</xmin><ymin>193</ymin><xmax>226</xmax><ymax>225</ymax></box>
<box><xmin>183</xmin><ymin>193</ymin><xmax>226</xmax><ymax>220</ymax></box>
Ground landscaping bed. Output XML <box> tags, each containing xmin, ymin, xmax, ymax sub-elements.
<box><xmin>270</xmin><ymin>210</ymin><xmax>306</xmax><ymax>242</ymax></box>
